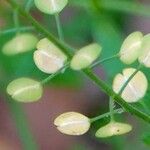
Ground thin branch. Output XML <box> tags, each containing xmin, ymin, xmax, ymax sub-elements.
<box><xmin>90</xmin><ymin>108</ymin><xmax>124</xmax><ymax>123</ymax></box>
<box><xmin>6</xmin><ymin>0</ymin><xmax>150</xmax><ymax>124</ymax></box>
<box><xmin>41</xmin><ymin>63</ymin><xmax>69</xmax><ymax>85</ymax></box>
<box><xmin>54</xmin><ymin>13</ymin><xmax>64</xmax><ymax>41</ymax></box>
<box><xmin>118</xmin><ymin>64</ymin><xmax>143</xmax><ymax>95</ymax></box>
<box><xmin>91</xmin><ymin>53</ymin><xmax>119</xmax><ymax>68</ymax></box>
<box><xmin>25</xmin><ymin>0</ymin><xmax>33</xmax><ymax>12</ymax></box>
<box><xmin>0</xmin><ymin>26</ymin><xmax>34</xmax><ymax>36</ymax></box>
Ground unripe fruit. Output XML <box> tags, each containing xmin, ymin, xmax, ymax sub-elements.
<box><xmin>119</xmin><ymin>31</ymin><xmax>143</xmax><ymax>64</ymax></box>
<box><xmin>95</xmin><ymin>122</ymin><xmax>132</xmax><ymax>138</ymax></box>
<box><xmin>138</xmin><ymin>34</ymin><xmax>150</xmax><ymax>67</ymax></box>
<box><xmin>2</xmin><ymin>33</ymin><xmax>38</xmax><ymax>56</ymax></box>
<box><xmin>113</xmin><ymin>68</ymin><xmax>148</xmax><ymax>103</ymax></box>
<box><xmin>54</xmin><ymin>112</ymin><xmax>90</xmax><ymax>136</ymax></box>
<box><xmin>7</xmin><ymin>78</ymin><xmax>43</xmax><ymax>102</ymax></box>
<box><xmin>34</xmin><ymin>0</ymin><xmax>68</xmax><ymax>14</ymax></box>
<box><xmin>70</xmin><ymin>43</ymin><xmax>102</xmax><ymax>70</ymax></box>
<box><xmin>34</xmin><ymin>38</ymin><xmax>67</xmax><ymax>74</ymax></box>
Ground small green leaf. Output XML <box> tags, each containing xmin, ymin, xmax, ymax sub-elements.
<box><xmin>34</xmin><ymin>38</ymin><xmax>67</xmax><ymax>74</ymax></box>
<box><xmin>34</xmin><ymin>0</ymin><xmax>68</xmax><ymax>14</ymax></box>
<box><xmin>70</xmin><ymin>43</ymin><xmax>102</xmax><ymax>70</ymax></box>
<box><xmin>7</xmin><ymin>78</ymin><xmax>43</xmax><ymax>102</ymax></box>
<box><xmin>2</xmin><ymin>33</ymin><xmax>38</xmax><ymax>56</ymax></box>
<box><xmin>95</xmin><ymin>122</ymin><xmax>132</xmax><ymax>138</ymax></box>
<box><xmin>119</xmin><ymin>31</ymin><xmax>143</xmax><ymax>64</ymax></box>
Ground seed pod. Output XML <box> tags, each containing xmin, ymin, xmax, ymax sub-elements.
<box><xmin>95</xmin><ymin>122</ymin><xmax>132</xmax><ymax>138</ymax></box>
<box><xmin>138</xmin><ymin>34</ymin><xmax>150</xmax><ymax>67</ymax></box>
<box><xmin>34</xmin><ymin>0</ymin><xmax>68</xmax><ymax>14</ymax></box>
<box><xmin>119</xmin><ymin>31</ymin><xmax>143</xmax><ymax>64</ymax></box>
<box><xmin>113</xmin><ymin>68</ymin><xmax>148</xmax><ymax>103</ymax></box>
<box><xmin>54</xmin><ymin>112</ymin><xmax>90</xmax><ymax>135</ymax></box>
<box><xmin>34</xmin><ymin>38</ymin><xmax>67</xmax><ymax>74</ymax></box>
<box><xmin>70</xmin><ymin>43</ymin><xmax>102</xmax><ymax>70</ymax></box>
<box><xmin>2</xmin><ymin>33</ymin><xmax>38</xmax><ymax>56</ymax></box>
<box><xmin>7</xmin><ymin>78</ymin><xmax>43</xmax><ymax>102</ymax></box>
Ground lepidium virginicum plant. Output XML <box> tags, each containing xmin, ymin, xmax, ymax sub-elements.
<box><xmin>2</xmin><ymin>0</ymin><xmax>150</xmax><ymax>140</ymax></box>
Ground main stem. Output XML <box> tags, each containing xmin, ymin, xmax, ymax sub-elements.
<box><xmin>6</xmin><ymin>0</ymin><xmax>150</xmax><ymax>124</ymax></box>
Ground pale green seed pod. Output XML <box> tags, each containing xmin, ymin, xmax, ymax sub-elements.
<box><xmin>54</xmin><ymin>112</ymin><xmax>91</xmax><ymax>136</ymax></box>
<box><xmin>138</xmin><ymin>34</ymin><xmax>150</xmax><ymax>67</ymax></box>
<box><xmin>34</xmin><ymin>0</ymin><xmax>68</xmax><ymax>14</ymax></box>
<box><xmin>2</xmin><ymin>33</ymin><xmax>38</xmax><ymax>56</ymax></box>
<box><xmin>119</xmin><ymin>31</ymin><xmax>143</xmax><ymax>64</ymax></box>
<box><xmin>70</xmin><ymin>43</ymin><xmax>102</xmax><ymax>70</ymax></box>
<box><xmin>95</xmin><ymin>122</ymin><xmax>132</xmax><ymax>138</ymax></box>
<box><xmin>7</xmin><ymin>78</ymin><xmax>43</xmax><ymax>102</ymax></box>
<box><xmin>113</xmin><ymin>68</ymin><xmax>148</xmax><ymax>103</ymax></box>
<box><xmin>34</xmin><ymin>38</ymin><xmax>67</xmax><ymax>74</ymax></box>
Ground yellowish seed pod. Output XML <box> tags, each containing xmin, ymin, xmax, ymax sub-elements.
<box><xmin>34</xmin><ymin>38</ymin><xmax>67</xmax><ymax>74</ymax></box>
<box><xmin>119</xmin><ymin>31</ymin><xmax>143</xmax><ymax>64</ymax></box>
<box><xmin>95</xmin><ymin>122</ymin><xmax>132</xmax><ymax>138</ymax></box>
<box><xmin>113</xmin><ymin>68</ymin><xmax>148</xmax><ymax>103</ymax></box>
<box><xmin>34</xmin><ymin>0</ymin><xmax>68</xmax><ymax>14</ymax></box>
<box><xmin>138</xmin><ymin>34</ymin><xmax>150</xmax><ymax>67</ymax></box>
<box><xmin>54</xmin><ymin>112</ymin><xmax>91</xmax><ymax>136</ymax></box>
<box><xmin>2</xmin><ymin>33</ymin><xmax>38</xmax><ymax>56</ymax></box>
<box><xmin>7</xmin><ymin>78</ymin><xmax>43</xmax><ymax>102</ymax></box>
<box><xmin>70</xmin><ymin>43</ymin><xmax>102</xmax><ymax>70</ymax></box>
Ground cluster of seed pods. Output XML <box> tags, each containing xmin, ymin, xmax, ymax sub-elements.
<box><xmin>2</xmin><ymin>0</ymin><xmax>150</xmax><ymax>138</ymax></box>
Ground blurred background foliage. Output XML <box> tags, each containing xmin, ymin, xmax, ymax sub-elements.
<box><xmin>0</xmin><ymin>0</ymin><xmax>150</xmax><ymax>150</ymax></box>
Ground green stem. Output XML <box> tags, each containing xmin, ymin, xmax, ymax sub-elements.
<box><xmin>109</xmin><ymin>97</ymin><xmax>115</xmax><ymax>122</ymax></box>
<box><xmin>140</xmin><ymin>101</ymin><xmax>150</xmax><ymax>114</ymax></box>
<box><xmin>41</xmin><ymin>63</ymin><xmax>69</xmax><ymax>85</ymax></box>
<box><xmin>83</xmin><ymin>69</ymin><xmax>150</xmax><ymax>123</ymax></box>
<box><xmin>90</xmin><ymin>108</ymin><xmax>124</xmax><ymax>123</ymax></box>
<box><xmin>91</xmin><ymin>53</ymin><xmax>119</xmax><ymax>68</ymax></box>
<box><xmin>13</xmin><ymin>9</ymin><xmax>20</xmax><ymax>33</ymax></box>
<box><xmin>0</xmin><ymin>26</ymin><xmax>34</xmax><ymax>36</ymax></box>
<box><xmin>118</xmin><ymin>64</ymin><xmax>142</xmax><ymax>95</ymax></box>
<box><xmin>6</xmin><ymin>97</ymin><xmax>39</xmax><ymax>150</ymax></box>
<box><xmin>55</xmin><ymin>13</ymin><xmax>64</xmax><ymax>41</ymax></box>
<box><xmin>25</xmin><ymin>0</ymin><xmax>33</xmax><ymax>12</ymax></box>
<box><xmin>6</xmin><ymin>0</ymin><xmax>150</xmax><ymax>124</ymax></box>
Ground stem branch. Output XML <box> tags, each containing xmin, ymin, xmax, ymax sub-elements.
<box><xmin>90</xmin><ymin>108</ymin><xmax>124</xmax><ymax>123</ymax></box>
<box><xmin>55</xmin><ymin>13</ymin><xmax>64</xmax><ymax>41</ymax></box>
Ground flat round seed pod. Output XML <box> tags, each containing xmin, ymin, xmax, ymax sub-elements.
<box><xmin>119</xmin><ymin>31</ymin><xmax>143</xmax><ymax>64</ymax></box>
<box><xmin>34</xmin><ymin>0</ymin><xmax>68</xmax><ymax>14</ymax></box>
<box><xmin>2</xmin><ymin>33</ymin><xmax>38</xmax><ymax>56</ymax></box>
<box><xmin>70</xmin><ymin>43</ymin><xmax>102</xmax><ymax>70</ymax></box>
<box><xmin>113</xmin><ymin>68</ymin><xmax>148</xmax><ymax>103</ymax></box>
<box><xmin>34</xmin><ymin>38</ymin><xmax>67</xmax><ymax>74</ymax></box>
<box><xmin>54</xmin><ymin>112</ymin><xmax>90</xmax><ymax>136</ymax></box>
<box><xmin>7</xmin><ymin>78</ymin><xmax>43</xmax><ymax>102</ymax></box>
<box><xmin>138</xmin><ymin>34</ymin><xmax>150</xmax><ymax>67</ymax></box>
<box><xmin>95</xmin><ymin>122</ymin><xmax>132</xmax><ymax>138</ymax></box>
